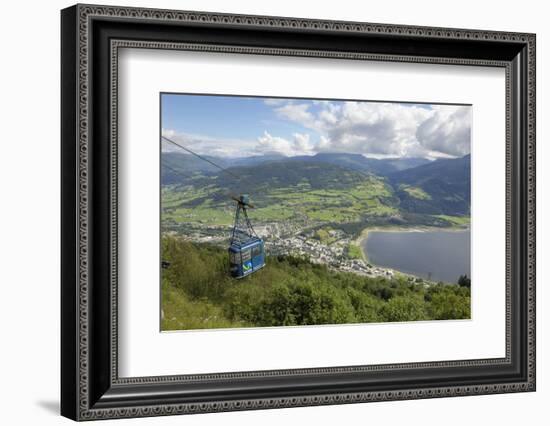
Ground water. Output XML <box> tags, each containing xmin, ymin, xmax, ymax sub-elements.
<box><xmin>362</xmin><ymin>229</ymin><xmax>470</xmax><ymax>284</ymax></box>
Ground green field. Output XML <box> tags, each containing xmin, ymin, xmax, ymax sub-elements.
<box><xmin>161</xmin><ymin>177</ymin><xmax>406</xmax><ymax>228</ymax></box>
<box><xmin>161</xmin><ymin>167</ymin><xmax>471</xmax><ymax>234</ymax></box>
<box><xmin>399</xmin><ymin>184</ymin><xmax>432</xmax><ymax>200</ymax></box>
<box><xmin>161</xmin><ymin>236</ymin><xmax>471</xmax><ymax>331</ymax></box>
<box><xmin>346</xmin><ymin>243</ymin><xmax>364</xmax><ymax>260</ymax></box>
<box><xmin>433</xmin><ymin>215</ymin><xmax>471</xmax><ymax>227</ymax></box>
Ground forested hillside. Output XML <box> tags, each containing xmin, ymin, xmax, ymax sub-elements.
<box><xmin>161</xmin><ymin>236</ymin><xmax>471</xmax><ymax>330</ymax></box>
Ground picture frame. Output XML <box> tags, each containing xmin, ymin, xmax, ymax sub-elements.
<box><xmin>61</xmin><ymin>3</ymin><xmax>536</xmax><ymax>421</ymax></box>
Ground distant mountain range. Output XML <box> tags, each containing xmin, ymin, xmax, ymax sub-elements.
<box><xmin>161</xmin><ymin>151</ymin><xmax>470</xmax><ymax>216</ymax></box>
<box><xmin>161</xmin><ymin>152</ymin><xmax>285</xmax><ymax>182</ymax></box>
<box><xmin>213</xmin><ymin>160</ymin><xmax>377</xmax><ymax>192</ymax></box>
<box><xmin>389</xmin><ymin>154</ymin><xmax>470</xmax><ymax>215</ymax></box>
<box><xmin>281</xmin><ymin>153</ymin><xmax>431</xmax><ymax>176</ymax></box>
<box><xmin>161</xmin><ymin>152</ymin><xmax>430</xmax><ymax>181</ymax></box>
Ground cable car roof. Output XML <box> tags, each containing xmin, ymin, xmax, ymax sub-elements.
<box><xmin>229</xmin><ymin>236</ymin><xmax>263</xmax><ymax>250</ymax></box>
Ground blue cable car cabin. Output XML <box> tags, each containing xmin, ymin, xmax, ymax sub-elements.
<box><xmin>228</xmin><ymin>194</ymin><xmax>266</xmax><ymax>278</ymax></box>
<box><xmin>228</xmin><ymin>237</ymin><xmax>265</xmax><ymax>278</ymax></box>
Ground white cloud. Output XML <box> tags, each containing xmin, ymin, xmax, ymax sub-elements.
<box><xmin>263</xmin><ymin>98</ymin><xmax>286</xmax><ymax>106</ymax></box>
<box><xmin>163</xmin><ymin>101</ymin><xmax>472</xmax><ymax>160</ymax></box>
<box><xmin>265</xmin><ymin>101</ymin><xmax>471</xmax><ymax>159</ymax></box>
<box><xmin>416</xmin><ymin>105</ymin><xmax>471</xmax><ymax>157</ymax></box>
<box><xmin>320</xmin><ymin>102</ymin><xmax>431</xmax><ymax>157</ymax></box>
<box><xmin>161</xmin><ymin>129</ymin><xmax>257</xmax><ymax>158</ymax></box>
<box><xmin>274</xmin><ymin>103</ymin><xmax>316</xmax><ymax>127</ymax></box>
<box><xmin>255</xmin><ymin>131</ymin><xmax>314</xmax><ymax>156</ymax></box>
<box><xmin>293</xmin><ymin>133</ymin><xmax>314</xmax><ymax>152</ymax></box>
<box><xmin>162</xmin><ymin>128</ymin><xmax>176</xmax><ymax>139</ymax></box>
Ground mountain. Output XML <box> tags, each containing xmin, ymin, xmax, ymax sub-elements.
<box><xmin>161</xmin><ymin>152</ymin><xmax>227</xmax><ymax>184</ymax></box>
<box><xmin>161</xmin><ymin>151</ymin><xmax>470</xmax><ymax>218</ymax></box>
<box><xmin>381</xmin><ymin>157</ymin><xmax>433</xmax><ymax>172</ymax></box>
<box><xmin>219</xmin><ymin>160</ymin><xmax>376</xmax><ymax>193</ymax></box>
<box><xmin>229</xmin><ymin>153</ymin><xmax>287</xmax><ymax>167</ymax></box>
<box><xmin>389</xmin><ymin>154</ymin><xmax>470</xmax><ymax>215</ymax></box>
<box><xmin>161</xmin><ymin>152</ymin><xmax>431</xmax><ymax>185</ymax></box>
<box><xmin>283</xmin><ymin>153</ymin><xmax>430</xmax><ymax>176</ymax></box>
<box><xmin>161</xmin><ymin>152</ymin><xmax>287</xmax><ymax>185</ymax></box>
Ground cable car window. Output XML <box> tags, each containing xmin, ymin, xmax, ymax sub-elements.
<box><xmin>229</xmin><ymin>251</ymin><xmax>239</xmax><ymax>264</ymax></box>
<box><xmin>251</xmin><ymin>245</ymin><xmax>262</xmax><ymax>257</ymax></box>
<box><xmin>241</xmin><ymin>249</ymin><xmax>252</xmax><ymax>262</ymax></box>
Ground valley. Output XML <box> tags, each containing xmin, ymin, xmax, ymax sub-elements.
<box><xmin>161</xmin><ymin>152</ymin><xmax>471</xmax><ymax>284</ymax></box>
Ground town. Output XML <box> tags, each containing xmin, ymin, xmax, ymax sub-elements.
<box><xmin>161</xmin><ymin>219</ymin><xmax>429</xmax><ymax>283</ymax></box>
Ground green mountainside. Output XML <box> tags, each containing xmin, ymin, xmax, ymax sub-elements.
<box><xmin>161</xmin><ymin>160</ymin><xmax>399</xmax><ymax>228</ymax></box>
<box><xmin>389</xmin><ymin>154</ymin><xmax>471</xmax><ymax>215</ymax></box>
<box><xmin>160</xmin><ymin>152</ymin><xmax>430</xmax><ymax>183</ymax></box>
<box><xmin>281</xmin><ymin>153</ymin><xmax>430</xmax><ymax>175</ymax></box>
<box><xmin>161</xmin><ymin>237</ymin><xmax>471</xmax><ymax>330</ymax></box>
<box><xmin>161</xmin><ymin>152</ymin><xmax>470</xmax><ymax>230</ymax></box>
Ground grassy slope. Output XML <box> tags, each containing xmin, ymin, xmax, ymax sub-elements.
<box><xmin>161</xmin><ymin>178</ymin><xmax>470</xmax><ymax>231</ymax></box>
<box><xmin>162</xmin><ymin>177</ymin><xmax>401</xmax><ymax>227</ymax></box>
<box><xmin>161</xmin><ymin>154</ymin><xmax>471</xmax><ymax>227</ymax></box>
<box><xmin>161</xmin><ymin>236</ymin><xmax>471</xmax><ymax>331</ymax></box>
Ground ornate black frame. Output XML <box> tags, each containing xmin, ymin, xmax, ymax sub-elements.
<box><xmin>61</xmin><ymin>4</ymin><xmax>536</xmax><ymax>421</ymax></box>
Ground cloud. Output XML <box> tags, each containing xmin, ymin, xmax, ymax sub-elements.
<box><xmin>293</xmin><ymin>132</ymin><xmax>314</xmax><ymax>152</ymax></box>
<box><xmin>263</xmin><ymin>98</ymin><xmax>287</xmax><ymax>106</ymax></box>
<box><xmin>319</xmin><ymin>102</ymin><xmax>430</xmax><ymax>157</ymax></box>
<box><xmin>416</xmin><ymin>106</ymin><xmax>471</xmax><ymax>157</ymax></box>
<box><xmin>255</xmin><ymin>131</ymin><xmax>314</xmax><ymax>156</ymax></box>
<box><xmin>264</xmin><ymin>101</ymin><xmax>471</xmax><ymax>159</ymax></box>
<box><xmin>274</xmin><ymin>103</ymin><xmax>316</xmax><ymax>128</ymax></box>
<box><xmin>164</xmin><ymin>101</ymin><xmax>471</xmax><ymax>160</ymax></box>
<box><xmin>161</xmin><ymin>129</ymin><xmax>257</xmax><ymax>158</ymax></box>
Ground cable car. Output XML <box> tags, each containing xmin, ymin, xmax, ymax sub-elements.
<box><xmin>229</xmin><ymin>237</ymin><xmax>265</xmax><ymax>278</ymax></box>
<box><xmin>228</xmin><ymin>194</ymin><xmax>266</xmax><ymax>278</ymax></box>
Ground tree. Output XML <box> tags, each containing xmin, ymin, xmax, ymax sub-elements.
<box><xmin>458</xmin><ymin>274</ymin><xmax>471</xmax><ymax>289</ymax></box>
<box><xmin>379</xmin><ymin>296</ymin><xmax>427</xmax><ymax>322</ymax></box>
<box><xmin>428</xmin><ymin>291</ymin><xmax>470</xmax><ymax>320</ymax></box>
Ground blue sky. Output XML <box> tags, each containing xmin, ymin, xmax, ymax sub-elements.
<box><xmin>161</xmin><ymin>93</ymin><xmax>471</xmax><ymax>159</ymax></box>
<box><xmin>162</xmin><ymin>94</ymin><xmax>308</xmax><ymax>142</ymax></box>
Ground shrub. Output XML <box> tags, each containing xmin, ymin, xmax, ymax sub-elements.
<box><xmin>427</xmin><ymin>291</ymin><xmax>470</xmax><ymax>320</ymax></box>
<box><xmin>379</xmin><ymin>296</ymin><xmax>428</xmax><ymax>322</ymax></box>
